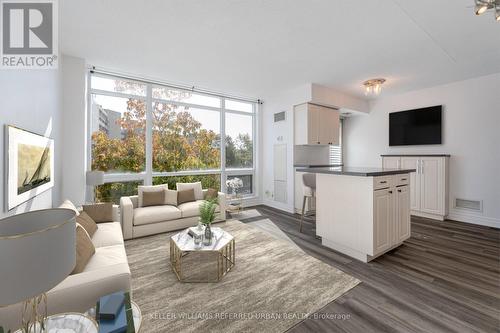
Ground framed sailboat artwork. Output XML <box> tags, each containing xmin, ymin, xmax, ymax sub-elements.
<box><xmin>5</xmin><ymin>125</ymin><xmax>54</xmax><ymax>211</ymax></box>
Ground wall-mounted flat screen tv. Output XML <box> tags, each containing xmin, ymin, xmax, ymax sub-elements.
<box><xmin>389</xmin><ymin>105</ymin><xmax>442</xmax><ymax>146</ymax></box>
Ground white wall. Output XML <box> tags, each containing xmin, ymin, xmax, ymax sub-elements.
<box><xmin>60</xmin><ymin>55</ymin><xmax>88</xmax><ymax>205</ymax></box>
<box><xmin>261</xmin><ymin>84</ymin><xmax>311</xmax><ymax>212</ymax></box>
<box><xmin>344</xmin><ymin>73</ymin><xmax>500</xmax><ymax>227</ymax></box>
<box><xmin>0</xmin><ymin>70</ymin><xmax>62</xmax><ymax>219</ymax></box>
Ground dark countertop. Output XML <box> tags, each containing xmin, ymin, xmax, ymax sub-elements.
<box><xmin>294</xmin><ymin>164</ymin><xmax>343</xmax><ymax>168</ymax></box>
<box><xmin>381</xmin><ymin>154</ymin><xmax>450</xmax><ymax>157</ymax></box>
<box><xmin>296</xmin><ymin>166</ymin><xmax>416</xmax><ymax>177</ymax></box>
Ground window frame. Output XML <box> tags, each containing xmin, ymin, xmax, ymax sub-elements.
<box><xmin>87</xmin><ymin>72</ymin><xmax>258</xmax><ymax>200</ymax></box>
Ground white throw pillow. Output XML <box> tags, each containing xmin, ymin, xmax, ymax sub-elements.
<box><xmin>165</xmin><ymin>189</ymin><xmax>178</xmax><ymax>206</ymax></box>
<box><xmin>176</xmin><ymin>182</ymin><xmax>203</xmax><ymax>200</ymax></box>
<box><xmin>138</xmin><ymin>184</ymin><xmax>168</xmax><ymax>207</ymax></box>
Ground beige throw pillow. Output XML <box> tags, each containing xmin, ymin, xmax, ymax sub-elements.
<box><xmin>82</xmin><ymin>203</ymin><xmax>113</xmax><ymax>223</ymax></box>
<box><xmin>204</xmin><ymin>188</ymin><xmax>218</xmax><ymax>200</ymax></box>
<box><xmin>72</xmin><ymin>224</ymin><xmax>95</xmax><ymax>274</ymax></box>
<box><xmin>177</xmin><ymin>182</ymin><xmax>203</xmax><ymax>200</ymax></box>
<box><xmin>76</xmin><ymin>211</ymin><xmax>98</xmax><ymax>237</ymax></box>
<box><xmin>142</xmin><ymin>190</ymin><xmax>166</xmax><ymax>207</ymax></box>
<box><xmin>138</xmin><ymin>184</ymin><xmax>168</xmax><ymax>207</ymax></box>
<box><xmin>166</xmin><ymin>189</ymin><xmax>178</xmax><ymax>206</ymax></box>
<box><xmin>177</xmin><ymin>189</ymin><xmax>196</xmax><ymax>205</ymax></box>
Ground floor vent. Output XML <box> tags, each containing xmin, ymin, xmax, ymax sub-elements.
<box><xmin>274</xmin><ymin>111</ymin><xmax>286</xmax><ymax>122</ymax></box>
<box><xmin>455</xmin><ymin>198</ymin><xmax>482</xmax><ymax>212</ymax></box>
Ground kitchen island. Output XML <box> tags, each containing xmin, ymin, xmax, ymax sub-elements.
<box><xmin>297</xmin><ymin>166</ymin><xmax>416</xmax><ymax>262</ymax></box>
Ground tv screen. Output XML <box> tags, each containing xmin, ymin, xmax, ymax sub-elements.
<box><xmin>389</xmin><ymin>106</ymin><xmax>442</xmax><ymax>146</ymax></box>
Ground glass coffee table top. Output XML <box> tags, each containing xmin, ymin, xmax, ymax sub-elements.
<box><xmin>171</xmin><ymin>227</ymin><xmax>234</xmax><ymax>251</ymax></box>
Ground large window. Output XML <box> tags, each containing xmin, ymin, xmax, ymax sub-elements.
<box><xmin>89</xmin><ymin>73</ymin><xmax>257</xmax><ymax>201</ymax></box>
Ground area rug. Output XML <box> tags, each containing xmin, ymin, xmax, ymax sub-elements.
<box><xmin>125</xmin><ymin>220</ymin><xmax>360</xmax><ymax>332</ymax></box>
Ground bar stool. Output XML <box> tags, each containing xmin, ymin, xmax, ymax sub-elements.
<box><xmin>300</xmin><ymin>173</ymin><xmax>316</xmax><ymax>233</ymax></box>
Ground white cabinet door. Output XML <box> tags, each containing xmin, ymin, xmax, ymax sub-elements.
<box><xmin>373</xmin><ymin>188</ymin><xmax>393</xmax><ymax>255</ymax></box>
<box><xmin>308</xmin><ymin>104</ymin><xmax>321</xmax><ymax>144</ymax></box>
<box><xmin>396</xmin><ymin>185</ymin><xmax>411</xmax><ymax>243</ymax></box>
<box><xmin>383</xmin><ymin>157</ymin><xmax>400</xmax><ymax>169</ymax></box>
<box><xmin>401</xmin><ymin>157</ymin><xmax>420</xmax><ymax>211</ymax></box>
<box><xmin>420</xmin><ymin>157</ymin><xmax>444</xmax><ymax>215</ymax></box>
<box><xmin>318</xmin><ymin>108</ymin><xmax>340</xmax><ymax>145</ymax></box>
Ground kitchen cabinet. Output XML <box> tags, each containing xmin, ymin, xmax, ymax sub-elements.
<box><xmin>373</xmin><ymin>183</ymin><xmax>411</xmax><ymax>256</ymax></box>
<box><xmin>308</xmin><ymin>167</ymin><xmax>414</xmax><ymax>263</ymax></box>
<box><xmin>294</xmin><ymin>103</ymin><xmax>339</xmax><ymax>145</ymax></box>
<box><xmin>382</xmin><ymin>155</ymin><xmax>449</xmax><ymax>220</ymax></box>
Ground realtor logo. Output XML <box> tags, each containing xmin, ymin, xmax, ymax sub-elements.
<box><xmin>1</xmin><ymin>0</ymin><xmax>58</xmax><ymax>69</ymax></box>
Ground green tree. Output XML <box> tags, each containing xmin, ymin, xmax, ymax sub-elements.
<box><xmin>92</xmin><ymin>82</ymin><xmax>252</xmax><ymax>203</ymax></box>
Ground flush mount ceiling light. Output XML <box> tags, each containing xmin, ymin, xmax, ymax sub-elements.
<box><xmin>474</xmin><ymin>0</ymin><xmax>500</xmax><ymax>21</ymax></box>
<box><xmin>363</xmin><ymin>78</ymin><xmax>386</xmax><ymax>96</ymax></box>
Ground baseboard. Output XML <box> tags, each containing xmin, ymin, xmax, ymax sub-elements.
<box><xmin>447</xmin><ymin>210</ymin><xmax>500</xmax><ymax>229</ymax></box>
<box><xmin>261</xmin><ymin>200</ymin><xmax>295</xmax><ymax>214</ymax></box>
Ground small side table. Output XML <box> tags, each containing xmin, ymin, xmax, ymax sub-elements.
<box><xmin>226</xmin><ymin>194</ymin><xmax>243</xmax><ymax>216</ymax></box>
<box><xmin>14</xmin><ymin>313</ymin><xmax>98</xmax><ymax>333</ymax></box>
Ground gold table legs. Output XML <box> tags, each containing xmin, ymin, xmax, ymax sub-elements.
<box><xmin>170</xmin><ymin>239</ymin><xmax>235</xmax><ymax>283</ymax></box>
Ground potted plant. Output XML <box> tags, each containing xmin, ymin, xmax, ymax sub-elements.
<box><xmin>199</xmin><ymin>198</ymin><xmax>218</xmax><ymax>245</ymax></box>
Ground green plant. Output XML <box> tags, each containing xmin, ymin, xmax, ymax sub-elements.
<box><xmin>199</xmin><ymin>199</ymin><xmax>218</xmax><ymax>225</ymax></box>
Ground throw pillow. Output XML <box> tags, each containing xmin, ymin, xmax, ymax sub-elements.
<box><xmin>59</xmin><ymin>199</ymin><xmax>80</xmax><ymax>216</ymax></box>
<box><xmin>76</xmin><ymin>211</ymin><xmax>98</xmax><ymax>237</ymax></box>
<box><xmin>177</xmin><ymin>189</ymin><xmax>196</xmax><ymax>205</ymax></box>
<box><xmin>138</xmin><ymin>184</ymin><xmax>168</xmax><ymax>207</ymax></box>
<box><xmin>177</xmin><ymin>182</ymin><xmax>203</xmax><ymax>200</ymax></box>
<box><xmin>82</xmin><ymin>203</ymin><xmax>113</xmax><ymax>223</ymax></box>
<box><xmin>166</xmin><ymin>189</ymin><xmax>178</xmax><ymax>206</ymax></box>
<box><xmin>205</xmin><ymin>188</ymin><xmax>218</xmax><ymax>200</ymax></box>
<box><xmin>72</xmin><ymin>224</ymin><xmax>96</xmax><ymax>274</ymax></box>
<box><xmin>143</xmin><ymin>189</ymin><xmax>166</xmax><ymax>207</ymax></box>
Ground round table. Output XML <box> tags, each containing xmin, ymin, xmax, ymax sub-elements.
<box><xmin>14</xmin><ymin>312</ymin><xmax>98</xmax><ymax>333</ymax></box>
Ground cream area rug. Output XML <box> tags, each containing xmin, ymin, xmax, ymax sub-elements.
<box><xmin>125</xmin><ymin>220</ymin><xmax>360</xmax><ymax>332</ymax></box>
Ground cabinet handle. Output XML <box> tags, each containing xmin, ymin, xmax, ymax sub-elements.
<box><xmin>397</xmin><ymin>189</ymin><xmax>402</xmax><ymax>192</ymax></box>
<box><xmin>401</xmin><ymin>178</ymin><xmax>407</xmax><ymax>181</ymax></box>
<box><xmin>380</xmin><ymin>181</ymin><xmax>387</xmax><ymax>184</ymax></box>
<box><xmin>388</xmin><ymin>190</ymin><xmax>393</xmax><ymax>194</ymax></box>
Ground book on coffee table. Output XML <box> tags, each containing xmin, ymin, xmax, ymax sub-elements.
<box><xmin>187</xmin><ymin>226</ymin><xmax>205</xmax><ymax>238</ymax></box>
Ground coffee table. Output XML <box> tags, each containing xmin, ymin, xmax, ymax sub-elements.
<box><xmin>170</xmin><ymin>227</ymin><xmax>235</xmax><ymax>283</ymax></box>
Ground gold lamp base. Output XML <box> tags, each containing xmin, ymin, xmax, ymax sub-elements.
<box><xmin>21</xmin><ymin>294</ymin><xmax>47</xmax><ymax>333</ymax></box>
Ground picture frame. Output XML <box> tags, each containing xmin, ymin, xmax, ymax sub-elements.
<box><xmin>5</xmin><ymin>125</ymin><xmax>54</xmax><ymax>211</ymax></box>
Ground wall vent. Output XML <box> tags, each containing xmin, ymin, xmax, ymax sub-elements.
<box><xmin>274</xmin><ymin>111</ymin><xmax>286</xmax><ymax>122</ymax></box>
<box><xmin>454</xmin><ymin>198</ymin><xmax>482</xmax><ymax>212</ymax></box>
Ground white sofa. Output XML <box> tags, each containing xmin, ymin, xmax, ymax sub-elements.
<box><xmin>121</xmin><ymin>189</ymin><xmax>226</xmax><ymax>239</ymax></box>
<box><xmin>0</xmin><ymin>202</ymin><xmax>131</xmax><ymax>332</ymax></box>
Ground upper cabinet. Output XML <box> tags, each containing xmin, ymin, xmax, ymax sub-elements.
<box><xmin>294</xmin><ymin>103</ymin><xmax>340</xmax><ymax>145</ymax></box>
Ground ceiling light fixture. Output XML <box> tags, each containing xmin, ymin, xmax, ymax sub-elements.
<box><xmin>474</xmin><ymin>0</ymin><xmax>500</xmax><ymax>21</ymax></box>
<box><xmin>363</xmin><ymin>78</ymin><xmax>386</xmax><ymax>96</ymax></box>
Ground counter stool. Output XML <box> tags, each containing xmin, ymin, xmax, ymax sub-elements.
<box><xmin>300</xmin><ymin>173</ymin><xmax>316</xmax><ymax>233</ymax></box>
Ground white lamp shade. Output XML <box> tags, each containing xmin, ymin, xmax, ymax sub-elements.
<box><xmin>0</xmin><ymin>208</ymin><xmax>76</xmax><ymax>306</ymax></box>
<box><xmin>86</xmin><ymin>170</ymin><xmax>105</xmax><ymax>186</ymax></box>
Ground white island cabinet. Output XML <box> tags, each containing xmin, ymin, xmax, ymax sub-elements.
<box><xmin>297</xmin><ymin>166</ymin><xmax>416</xmax><ymax>262</ymax></box>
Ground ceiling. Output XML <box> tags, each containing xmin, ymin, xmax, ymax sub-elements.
<box><xmin>60</xmin><ymin>0</ymin><xmax>500</xmax><ymax>99</ymax></box>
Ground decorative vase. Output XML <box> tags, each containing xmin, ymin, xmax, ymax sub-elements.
<box><xmin>203</xmin><ymin>225</ymin><xmax>212</xmax><ymax>246</ymax></box>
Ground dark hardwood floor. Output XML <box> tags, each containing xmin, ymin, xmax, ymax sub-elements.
<box><xmin>244</xmin><ymin>205</ymin><xmax>500</xmax><ymax>333</ymax></box>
